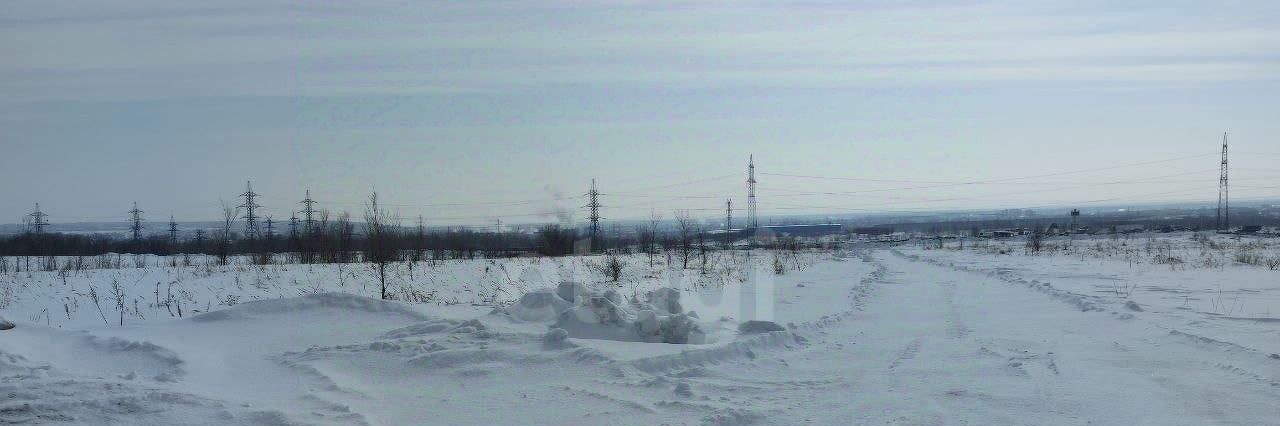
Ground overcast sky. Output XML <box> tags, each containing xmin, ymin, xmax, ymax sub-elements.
<box><xmin>3</xmin><ymin>0</ymin><xmax>1279</xmax><ymax>226</ymax></box>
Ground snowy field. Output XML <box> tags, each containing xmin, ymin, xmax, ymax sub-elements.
<box><xmin>1</xmin><ymin>239</ymin><xmax>1278</xmax><ymax>425</ymax></box>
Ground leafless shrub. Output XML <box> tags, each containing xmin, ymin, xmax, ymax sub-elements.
<box><xmin>86</xmin><ymin>285</ymin><xmax>109</xmax><ymax>325</ymax></box>
<box><xmin>1200</xmin><ymin>253</ymin><xmax>1224</xmax><ymax>269</ymax></box>
<box><xmin>110</xmin><ymin>279</ymin><xmax>127</xmax><ymax>326</ymax></box>
<box><xmin>591</xmin><ymin>253</ymin><xmax>626</xmax><ymax>282</ymax></box>
<box><xmin>1111</xmin><ymin>280</ymin><xmax>1137</xmax><ymax>298</ymax></box>
<box><xmin>1192</xmin><ymin>232</ymin><xmax>1225</xmax><ymax>250</ymax></box>
<box><xmin>1152</xmin><ymin>253</ymin><xmax>1184</xmax><ymax>270</ymax></box>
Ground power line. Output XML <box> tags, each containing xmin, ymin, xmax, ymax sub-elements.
<box><xmin>757</xmin><ymin>168</ymin><xmax>1219</xmax><ymax>200</ymax></box>
<box><xmin>753</xmin><ymin>185</ymin><xmax>1221</xmax><ymax>216</ymax></box>
<box><xmin>609</xmin><ymin>173</ymin><xmax>740</xmax><ymax>194</ymax></box>
<box><xmin>761</xmin><ymin>152</ymin><xmax>1219</xmax><ymax>186</ymax></box>
<box><xmin>307</xmin><ymin>174</ymin><xmax>738</xmax><ymax>208</ymax></box>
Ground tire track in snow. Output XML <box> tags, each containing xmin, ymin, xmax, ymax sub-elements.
<box><xmin>897</xmin><ymin>248</ymin><xmax>1280</xmax><ymax>397</ymax></box>
<box><xmin>888</xmin><ymin>338</ymin><xmax>922</xmax><ymax>369</ymax></box>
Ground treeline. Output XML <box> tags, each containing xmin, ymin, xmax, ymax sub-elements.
<box><xmin>0</xmin><ymin>223</ymin><xmax>643</xmax><ymax>261</ymax></box>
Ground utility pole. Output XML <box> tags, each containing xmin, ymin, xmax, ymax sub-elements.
<box><xmin>128</xmin><ymin>202</ymin><xmax>144</xmax><ymax>241</ymax></box>
<box><xmin>586</xmin><ymin>179</ymin><xmax>601</xmax><ymax>253</ymax></box>
<box><xmin>168</xmin><ymin>215</ymin><xmax>179</xmax><ymax>244</ymax></box>
<box><xmin>1216</xmin><ymin>132</ymin><xmax>1229</xmax><ymax>231</ymax></box>
<box><xmin>747</xmin><ymin>155</ymin><xmax>758</xmax><ymax>230</ymax></box>
<box><xmin>240</xmin><ymin>181</ymin><xmax>262</xmax><ymax>240</ymax></box>
<box><xmin>26</xmin><ymin>203</ymin><xmax>49</xmax><ymax>234</ymax></box>
<box><xmin>265</xmin><ymin>216</ymin><xmax>275</xmax><ymax>241</ymax></box>
<box><xmin>300</xmin><ymin>189</ymin><xmax>317</xmax><ymax>236</ymax></box>
<box><xmin>725</xmin><ymin>198</ymin><xmax>733</xmax><ymax>249</ymax></box>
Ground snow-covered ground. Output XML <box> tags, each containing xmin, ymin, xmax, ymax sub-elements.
<box><xmin>2</xmin><ymin>242</ymin><xmax>1277</xmax><ymax>425</ymax></box>
<box><xmin>0</xmin><ymin>252</ymin><xmax>785</xmax><ymax>329</ymax></box>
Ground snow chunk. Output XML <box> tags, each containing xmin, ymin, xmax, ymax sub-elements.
<box><xmin>738</xmin><ymin>320</ymin><xmax>786</xmax><ymax>334</ymax></box>
<box><xmin>509</xmin><ymin>285</ymin><xmax>707</xmax><ymax>344</ymax></box>
<box><xmin>674</xmin><ymin>382</ymin><xmax>693</xmax><ymax>397</ymax></box>
<box><xmin>1124</xmin><ymin>300</ymin><xmax>1143</xmax><ymax>311</ymax></box>
<box><xmin>542</xmin><ymin>327</ymin><xmax>568</xmax><ymax>345</ymax></box>
<box><xmin>506</xmin><ymin>288</ymin><xmax>572</xmax><ymax>322</ymax></box>
<box><xmin>557</xmin><ymin>281</ymin><xmax>584</xmax><ymax>304</ymax></box>
<box><xmin>645</xmin><ymin>288</ymin><xmax>683</xmax><ymax>314</ymax></box>
<box><xmin>0</xmin><ymin>316</ymin><xmax>14</xmax><ymax>330</ymax></box>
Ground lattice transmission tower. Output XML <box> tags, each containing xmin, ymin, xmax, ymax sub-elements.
<box><xmin>725</xmin><ymin>198</ymin><xmax>733</xmax><ymax>248</ymax></box>
<box><xmin>586</xmin><ymin>179</ymin><xmax>601</xmax><ymax>252</ymax></box>
<box><xmin>1216</xmin><ymin>132</ymin><xmax>1229</xmax><ymax>230</ymax></box>
<box><xmin>27</xmin><ymin>203</ymin><xmax>50</xmax><ymax>234</ymax></box>
<box><xmin>240</xmin><ymin>181</ymin><xmax>262</xmax><ymax>239</ymax></box>
<box><xmin>169</xmin><ymin>215</ymin><xmax>179</xmax><ymax>243</ymax></box>
<box><xmin>128</xmin><ymin>202</ymin><xmax>144</xmax><ymax>241</ymax></box>
<box><xmin>747</xmin><ymin>155</ymin><xmax>758</xmax><ymax>230</ymax></box>
<box><xmin>300</xmin><ymin>190</ymin><xmax>318</xmax><ymax>236</ymax></box>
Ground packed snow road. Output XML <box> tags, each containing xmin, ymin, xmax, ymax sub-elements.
<box><xmin>2</xmin><ymin>249</ymin><xmax>1276</xmax><ymax>425</ymax></box>
<box><xmin>691</xmin><ymin>250</ymin><xmax>1278</xmax><ymax>425</ymax></box>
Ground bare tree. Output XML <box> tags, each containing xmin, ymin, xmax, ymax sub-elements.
<box><xmin>217</xmin><ymin>200</ymin><xmax>239</xmax><ymax>266</ymax></box>
<box><xmin>647</xmin><ymin>210</ymin><xmax>662</xmax><ymax>265</ymax></box>
<box><xmin>636</xmin><ymin>225</ymin><xmax>655</xmax><ymax>265</ymax></box>
<box><xmin>364</xmin><ymin>192</ymin><xmax>400</xmax><ymax>300</ymax></box>
<box><xmin>332</xmin><ymin>211</ymin><xmax>354</xmax><ymax>263</ymax></box>
<box><xmin>674</xmin><ymin>210</ymin><xmax>695</xmax><ymax>269</ymax></box>
<box><xmin>1026</xmin><ymin>224</ymin><xmax>1045</xmax><ymax>254</ymax></box>
<box><xmin>536</xmin><ymin>224</ymin><xmax>576</xmax><ymax>256</ymax></box>
<box><xmin>697</xmin><ymin>226</ymin><xmax>709</xmax><ymax>274</ymax></box>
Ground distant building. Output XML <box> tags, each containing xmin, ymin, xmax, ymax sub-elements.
<box><xmin>1236</xmin><ymin>225</ymin><xmax>1262</xmax><ymax>234</ymax></box>
<box><xmin>852</xmin><ymin>226</ymin><xmax>894</xmax><ymax>236</ymax></box>
<box><xmin>1116</xmin><ymin>224</ymin><xmax>1145</xmax><ymax>234</ymax></box>
<box><xmin>756</xmin><ymin>224</ymin><xmax>842</xmax><ymax>237</ymax></box>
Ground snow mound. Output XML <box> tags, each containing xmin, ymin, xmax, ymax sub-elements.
<box><xmin>192</xmin><ymin>292</ymin><xmax>428</xmax><ymax>322</ymax></box>
<box><xmin>380</xmin><ymin>319</ymin><xmax>462</xmax><ymax>339</ymax></box>
<box><xmin>80</xmin><ymin>335</ymin><xmax>186</xmax><ymax>382</ymax></box>
<box><xmin>506</xmin><ymin>284</ymin><xmax>707</xmax><ymax>344</ymax></box>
